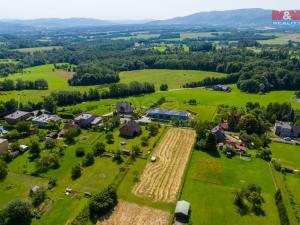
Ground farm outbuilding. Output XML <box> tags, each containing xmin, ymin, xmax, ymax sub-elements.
<box><xmin>146</xmin><ymin>108</ymin><xmax>190</xmax><ymax>121</ymax></box>
<box><xmin>175</xmin><ymin>200</ymin><xmax>190</xmax><ymax>222</ymax></box>
<box><xmin>4</xmin><ymin>111</ymin><xmax>32</xmax><ymax>125</ymax></box>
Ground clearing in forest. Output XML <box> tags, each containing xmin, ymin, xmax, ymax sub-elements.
<box><xmin>96</xmin><ymin>201</ymin><xmax>169</xmax><ymax>225</ymax></box>
<box><xmin>133</xmin><ymin>128</ymin><xmax>196</xmax><ymax>202</ymax></box>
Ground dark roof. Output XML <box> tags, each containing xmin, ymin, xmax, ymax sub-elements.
<box><xmin>211</xmin><ymin>125</ymin><xmax>224</xmax><ymax>134</ymax></box>
<box><xmin>120</xmin><ymin>120</ymin><xmax>141</xmax><ymax>134</ymax></box>
<box><xmin>4</xmin><ymin>111</ymin><xmax>30</xmax><ymax>120</ymax></box>
<box><xmin>116</xmin><ymin>102</ymin><xmax>134</xmax><ymax>113</ymax></box>
<box><xmin>147</xmin><ymin>108</ymin><xmax>190</xmax><ymax>117</ymax></box>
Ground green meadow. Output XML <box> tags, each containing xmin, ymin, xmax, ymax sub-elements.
<box><xmin>270</xmin><ymin>142</ymin><xmax>300</xmax><ymax>170</ymax></box>
<box><xmin>0</xmin><ymin>64</ymin><xmax>95</xmax><ymax>102</ymax></box>
<box><xmin>16</xmin><ymin>46</ymin><xmax>63</xmax><ymax>53</ymax></box>
<box><xmin>119</xmin><ymin>69</ymin><xmax>225</xmax><ymax>90</ymax></box>
<box><xmin>62</xmin><ymin>85</ymin><xmax>300</xmax><ymax>122</ymax></box>
<box><xmin>181</xmin><ymin>150</ymin><xmax>280</xmax><ymax>225</ymax></box>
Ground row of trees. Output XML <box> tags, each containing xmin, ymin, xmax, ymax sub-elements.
<box><xmin>69</xmin><ymin>64</ymin><xmax>119</xmax><ymax>86</ymax></box>
<box><xmin>0</xmin><ymin>78</ymin><xmax>48</xmax><ymax>91</ymax></box>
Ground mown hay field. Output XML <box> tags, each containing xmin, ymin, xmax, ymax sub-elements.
<box><xmin>97</xmin><ymin>201</ymin><xmax>169</xmax><ymax>225</ymax></box>
<box><xmin>133</xmin><ymin>128</ymin><xmax>196</xmax><ymax>202</ymax></box>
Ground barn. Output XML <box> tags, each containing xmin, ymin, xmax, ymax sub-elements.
<box><xmin>146</xmin><ymin>108</ymin><xmax>190</xmax><ymax>121</ymax></box>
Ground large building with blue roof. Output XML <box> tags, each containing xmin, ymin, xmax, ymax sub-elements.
<box><xmin>146</xmin><ymin>108</ymin><xmax>190</xmax><ymax>121</ymax></box>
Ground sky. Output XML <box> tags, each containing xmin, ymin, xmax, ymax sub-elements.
<box><xmin>0</xmin><ymin>0</ymin><xmax>299</xmax><ymax>20</ymax></box>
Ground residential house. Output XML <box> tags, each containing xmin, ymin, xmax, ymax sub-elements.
<box><xmin>4</xmin><ymin>111</ymin><xmax>32</xmax><ymax>125</ymax></box>
<box><xmin>116</xmin><ymin>102</ymin><xmax>134</xmax><ymax>115</ymax></box>
<box><xmin>58</xmin><ymin>122</ymin><xmax>80</xmax><ymax>137</ymax></box>
<box><xmin>0</xmin><ymin>138</ymin><xmax>8</xmax><ymax>154</ymax></box>
<box><xmin>211</xmin><ymin>125</ymin><xmax>226</xmax><ymax>143</ymax></box>
<box><xmin>212</xmin><ymin>85</ymin><xmax>232</xmax><ymax>93</ymax></box>
<box><xmin>275</xmin><ymin>121</ymin><xmax>292</xmax><ymax>137</ymax></box>
<box><xmin>292</xmin><ymin>125</ymin><xmax>300</xmax><ymax>138</ymax></box>
<box><xmin>32</xmin><ymin>114</ymin><xmax>62</xmax><ymax>128</ymax></box>
<box><xmin>119</xmin><ymin>120</ymin><xmax>142</xmax><ymax>138</ymax></box>
<box><xmin>146</xmin><ymin>108</ymin><xmax>190</xmax><ymax>121</ymax></box>
<box><xmin>46</xmin><ymin>132</ymin><xmax>58</xmax><ymax>139</ymax></box>
<box><xmin>74</xmin><ymin>113</ymin><xmax>96</xmax><ymax>127</ymax></box>
<box><xmin>220</xmin><ymin>141</ymin><xmax>247</xmax><ymax>154</ymax></box>
<box><xmin>91</xmin><ymin>117</ymin><xmax>103</xmax><ymax>126</ymax></box>
<box><xmin>175</xmin><ymin>200</ymin><xmax>190</xmax><ymax>223</ymax></box>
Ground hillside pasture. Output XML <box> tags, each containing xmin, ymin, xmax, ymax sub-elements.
<box><xmin>133</xmin><ymin>128</ymin><xmax>196</xmax><ymax>202</ymax></box>
<box><xmin>119</xmin><ymin>69</ymin><xmax>225</xmax><ymax>90</ymax></box>
<box><xmin>96</xmin><ymin>201</ymin><xmax>169</xmax><ymax>225</ymax></box>
<box><xmin>15</xmin><ymin>46</ymin><xmax>62</xmax><ymax>53</ymax></box>
<box><xmin>0</xmin><ymin>64</ymin><xmax>94</xmax><ymax>102</ymax></box>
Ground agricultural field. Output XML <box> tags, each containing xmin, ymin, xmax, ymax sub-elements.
<box><xmin>0</xmin><ymin>64</ymin><xmax>95</xmax><ymax>102</ymax></box>
<box><xmin>133</xmin><ymin>128</ymin><xmax>196</xmax><ymax>202</ymax></box>
<box><xmin>15</xmin><ymin>46</ymin><xmax>63</xmax><ymax>53</ymax></box>
<box><xmin>96</xmin><ymin>201</ymin><xmax>169</xmax><ymax>225</ymax></box>
<box><xmin>180</xmin><ymin>32</ymin><xmax>214</xmax><ymax>40</ymax></box>
<box><xmin>180</xmin><ymin>150</ymin><xmax>280</xmax><ymax>225</ymax></box>
<box><xmin>119</xmin><ymin>69</ymin><xmax>225</xmax><ymax>90</ymax></box>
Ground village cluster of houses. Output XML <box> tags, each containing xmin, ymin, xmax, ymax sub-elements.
<box><xmin>0</xmin><ymin>101</ymin><xmax>192</xmax><ymax>158</ymax></box>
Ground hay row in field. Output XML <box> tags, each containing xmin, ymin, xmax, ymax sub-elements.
<box><xmin>96</xmin><ymin>201</ymin><xmax>169</xmax><ymax>225</ymax></box>
<box><xmin>133</xmin><ymin>128</ymin><xmax>196</xmax><ymax>202</ymax></box>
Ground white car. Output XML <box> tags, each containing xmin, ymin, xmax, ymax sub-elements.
<box><xmin>283</xmin><ymin>137</ymin><xmax>292</xmax><ymax>141</ymax></box>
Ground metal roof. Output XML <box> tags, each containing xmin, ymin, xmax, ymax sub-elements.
<box><xmin>147</xmin><ymin>108</ymin><xmax>190</xmax><ymax>117</ymax></box>
<box><xmin>175</xmin><ymin>200</ymin><xmax>190</xmax><ymax>216</ymax></box>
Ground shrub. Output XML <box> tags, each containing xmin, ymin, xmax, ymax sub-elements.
<box><xmin>30</xmin><ymin>187</ymin><xmax>46</xmax><ymax>207</ymax></box>
<box><xmin>3</xmin><ymin>199</ymin><xmax>32</xmax><ymax>225</ymax></box>
<box><xmin>82</xmin><ymin>153</ymin><xmax>94</xmax><ymax>167</ymax></box>
<box><xmin>75</xmin><ymin>147</ymin><xmax>85</xmax><ymax>157</ymax></box>
<box><xmin>89</xmin><ymin>185</ymin><xmax>117</xmax><ymax>219</ymax></box>
<box><xmin>48</xmin><ymin>177</ymin><xmax>57</xmax><ymax>189</ymax></box>
<box><xmin>93</xmin><ymin>142</ymin><xmax>106</xmax><ymax>156</ymax></box>
<box><xmin>275</xmin><ymin>189</ymin><xmax>290</xmax><ymax>225</ymax></box>
<box><xmin>71</xmin><ymin>164</ymin><xmax>81</xmax><ymax>180</ymax></box>
<box><xmin>0</xmin><ymin>160</ymin><xmax>8</xmax><ymax>181</ymax></box>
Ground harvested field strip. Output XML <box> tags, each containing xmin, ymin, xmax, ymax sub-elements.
<box><xmin>133</xmin><ymin>128</ymin><xmax>196</xmax><ymax>202</ymax></box>
<box><xmin>96</xmin><ymin>201</ymin><xmax>169</xmax><ymax>225</ymax></box>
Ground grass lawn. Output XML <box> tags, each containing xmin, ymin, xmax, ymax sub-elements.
<box><xmin>15</xmin><ymin>46</ymin><xmax>63</xmax><ymax>53</ymax></box>
<box><xmin>2</xmin><ymin>130</ymin><xmax>122</xmax><ymax>225</ymax></box>
<box><xmin>270</xmin><ymin>142</ymin><xmax>300</xmax><ymax>170</ymax></box>
<box><xmin>180</xmin><ymin>150</ymin><xmax>280</xmax><ymax>225</ymax></box>
<box><xmin>0</xmin><ymin>64</ymin><xmax>95</xmax><ymax>102</ymax></box>
<box><xmin>119</xmin><ymin>69</ymin><xmax>225</xmax><ymax>90</ymax></box>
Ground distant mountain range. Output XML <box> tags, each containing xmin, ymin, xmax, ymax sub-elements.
<box><xmin>149</xmin><ymin>8</ymin><xmax>272</xmax><ymax>27</ymax></box>
<box><xmin>0</xmin><ymin>8</ymin><xmax>275</xmax><ymax>32</ymax></box>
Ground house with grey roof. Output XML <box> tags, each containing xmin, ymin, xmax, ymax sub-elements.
<box><xmin>146</xmin><ymin>108</ymin><xmax>190</xmax><ymax>121</ymax></box>
<box><xmin>275</xmin><ymin>121</ymin><xmax>292</xmax><ymax>137</ymax></box>
<box><xmin>74</xmin><ymin>113</ymin><xmax>96</xmax><ymax>127</ymax></box>
<box><xmin>4</xmin><ymin>111</ymin><xmax>32</xmax><ymax>125</ymax></box>
<box><xmin>211</xmin><ymin>125</ymin><xmax>226</xmax><ymax>143</ymax></box>
<box><xmin>32</xmin><ymin>114</ymin><xmax>62</xmax><ymax>128</ymax></box>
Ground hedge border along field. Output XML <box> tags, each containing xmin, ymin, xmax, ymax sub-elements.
<box><xmin>96</xmin><ymin>200</ymin><xmax>169</xmax><ymax>225</ymax></box>
<box><xmin>133</xmin><ymin>128</ymin><xmax>196</xmax><ymax>203</ymax></box>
